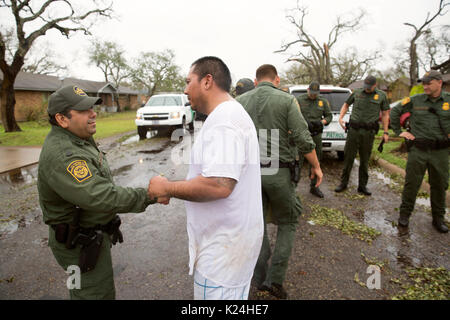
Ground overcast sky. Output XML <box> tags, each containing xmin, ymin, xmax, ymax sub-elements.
<box><xmin>1</xmin><ymin>0</ymin><xmax>449</xmax><ymax>85</ymax></box>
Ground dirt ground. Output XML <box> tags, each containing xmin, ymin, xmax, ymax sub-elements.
<box><xmin>0</xmin><ymin>125</ymin><xmax>448</xmax><ymax>300</ymax></box>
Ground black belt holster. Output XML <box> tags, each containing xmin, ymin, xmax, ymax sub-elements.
<box><xmin>289</xmin><ymin>159</ymin><xmax>300</xmax><ymax>184</ymax></box>
<box><xmin>51</xmin><ymin>216</ymin><xmax>123</xmax><ymax>273</ymax></box>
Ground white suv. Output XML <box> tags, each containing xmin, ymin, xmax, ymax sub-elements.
<box><xmin>289</xmin><ymin>85</ymin><xmax>352</xmax><ymax>161</ymax></box>
<box><xmin>135</xmin><ymin>93</ymin><xmax>194</xmax><ymax>138</ymax></box>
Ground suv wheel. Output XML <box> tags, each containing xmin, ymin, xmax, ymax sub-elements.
<box><xmin>137</xmin><ymin>126</ymin><xmax>147</xmax><ymax>139</ymax></box>
<box><xmin>337</xmin><ymin>151</ymin><xmax>345</xmax><ymax>161</ymax></box>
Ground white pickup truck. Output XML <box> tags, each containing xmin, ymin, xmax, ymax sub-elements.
<box><xmin>135</xmin><ymin>93</ymin><xmax>195</xmax><ymax>138</ymax></box>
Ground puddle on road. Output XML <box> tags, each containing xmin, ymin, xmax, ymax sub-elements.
<box><xmin>0</xmin><ymin>165</ymin><xmax>38</xmax><ymax>192</ymax></box>
<box><xmin>371</xmin><ymin>169</ymin><xmax>442</xmax><ymax>211</ymax></box>
<box><xmin>121</xmin><ymin>130</ymin><xmax>158</xmax><ymax>145</ymax></box>
<box><xmin>138</xmin><ymin>140</ymin><xmax>173</xmax><ymax>155</ymax></box>
<box><xmin>111</xmin><ymin>164</ymin><xmax>134</xmax><ymax>176</ymax></box>
<box><xmin>364</xmin><ymin>210</ymin><xmax>397</xmax><ymax>236</ymax></box>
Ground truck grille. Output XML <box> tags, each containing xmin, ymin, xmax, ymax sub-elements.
<box><xmin>143</xmin><ymin>113</ymin><xmax>169</xmax><ymax>120</ymax></box>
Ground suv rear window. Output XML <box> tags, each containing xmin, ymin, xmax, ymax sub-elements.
<box><xmin>291</xmin><ymin>90</ymin><xmax>351</xmax><ymax>113</ymax></box>
<box><xmin>146</xmin><ymin>96</ymin><xmax>182</xmax><ymax>107</ymax></box>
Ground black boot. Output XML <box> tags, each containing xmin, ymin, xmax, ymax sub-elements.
<box><xmin>334</xmin><ymin>183</ymin><xmax>347</xmax><ymax>193</ymax></box>
<box><xmin>310</xmin><ymin>186</ymin><xmax>324</xmax><ymax>198</ymax></box>
<box><xmin>432</xmin><ymin>218</ymin><xmax>449</xmax><ymax>233</ymax></box>
<box><xmin>269</xmin><ymin>283</ymin><xmax>288</xmax><ymax>299</ymax></box>
<box><xmin>357</xmin><ymin>186</ymin><xmax>372</xmax><ymax>196</ymax></box>
<box><xmin>398</xmin><ymin>212</ymin><xmax>410</xmax><ymax>227</ymax></box>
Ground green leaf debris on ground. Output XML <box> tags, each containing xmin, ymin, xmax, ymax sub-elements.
<box><xmin>360</xmin><ymin>251</ymin><xmax>389</xmax><ymax>272</ymax></box>
<box><xmin>392</xmin><ymin>267</ymin><xmax>450</xmax><ymax>300</ymax></box>
<box><xmin>307</xmin><ymin>204</ymin><xmax>381</xmax><ymax>244</ymax></box>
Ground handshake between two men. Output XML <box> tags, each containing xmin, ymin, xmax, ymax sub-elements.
<box><xmin>148</xmin><ymin>175</ymin><xmax>171</xmax><ymax>205</ymax></box>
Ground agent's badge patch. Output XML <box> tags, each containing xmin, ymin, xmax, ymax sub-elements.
<box><xmin>67</xmin><ymin>160</ymin><xmax>92</xmax><ymax>183</ymax></box>
<box><xmin>318</xmin><ymin>101</ymin><xmax>323</xmax><ymax>107</ymax></box>
<box><xmin>374</xmin><ymin>94</ymin><xmax>379</xmax><ymax>100</ymax></box>
<box><xmin>402</xmin><ymin>97</ymin><xmax>411</xmax><ymax>106</ymax></box>
<box><xmin>73</xmin><ymin>86</ymin><xmax>87</xmax><ymax>96</ymax></box>
<box><xmin>443</xmin><ymin>102</ymin><xmax>449</xmax><ymax>111</ymax></box>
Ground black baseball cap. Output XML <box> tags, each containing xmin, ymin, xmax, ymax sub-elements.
<box><xmin>235</xmin><ymin>78</ymin><xmax>255</xmax><ymax>95</ymax></box>
<box><xmin>48</xmin><ymin>85</ymin><xmax>102</xmax><ymax>116</ymax></box>
<box><xmin>418</xmin><ymin>70</ymin><xmax>443</xmax><ymax>83</ymax></box>
<box><xmin>308</xmin><ymin>81</ymin><xmax>320</xmax><ymax>95</ymax></box>
<box><xmin>363</xmin><ymin>75</ymin><xmax>377</xmax><ymax>89</ymax></box>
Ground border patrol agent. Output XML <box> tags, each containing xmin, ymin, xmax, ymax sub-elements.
<box><xmin>38</xmin><ymin>86</ymin><xmax>157</xmax><ymax>299</ymax></box>
<box><xmin>390</xmin><ymin>70</ymin><xmax>449</xmax><ymax>233</ymax></box>
<box><xmin>335</xmin><ymin>75</ymin><xmax>390</xmax><ymax>195</ymax></box>
<box><xmin>235</xmin><ymin>78</ymin><xmax>255</xmax><ymax>96</ymax></box>
<box><xmin>237</xmin><ymin>64</ymin><xmax>322</xmax><ymax>299</ymax></box>
<box><xmin>296</xmin><ymin>81</ymin><xmax>332</xmax><ymax>198</ymax></box>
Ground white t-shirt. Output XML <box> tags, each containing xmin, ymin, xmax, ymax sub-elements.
<box><xmin>185</xmin><ymin>99</ymin><xmax>264</xmax><ymax>288</ymax></box>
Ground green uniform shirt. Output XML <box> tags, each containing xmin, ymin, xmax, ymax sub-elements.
<box><xmin>236</xmin><ymin>82</ymin><xmax>315</xmax><ymax>163</ymax></box>
<box><xmin>390</xmin><ymin>91</ymin><xmax>450</xmax><ymax>140</ymax></box>
<box><xmin>296</xmin><ymin>93</ymin><xmax>333</xmax><ymax>124</ymax></box>
<box><xmin>346</xmin><ymin>88</ymin><xmax>389</xmax><ymax>123</ymax></box>
<box><xmin>38</xmin><ymin>126</ymin><xmax>153</xmax><ymax>228</ymax></box>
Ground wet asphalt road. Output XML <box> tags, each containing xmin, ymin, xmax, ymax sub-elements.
<box><xmin>0</xmin><ymin>121</ymin><xmax>448</xmax><ymax>300</ymax></box>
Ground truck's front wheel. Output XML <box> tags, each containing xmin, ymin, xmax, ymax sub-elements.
<box><xmin>137</xmin><ymin>126</ymin><xmax>147</xmax><ymax>139</ymax></box>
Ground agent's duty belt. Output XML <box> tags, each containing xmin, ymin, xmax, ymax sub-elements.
<box><xmin>406</xmin><ymin>138</ymin><xmax>450</xmax><ymax>151</ymax></box>
<box><xmin>51</xmin><ymin>215</ymin><xmax>123</xmax><ymax>246</ymax></box>
<box><xmin>260</xmin><ymin>161</ymin><xmax>291</xmax><ymax>168</ymax></box>
<box><xmin>348</xmin><ymin>120</ymin><xmax>379</xmax><ymax>131</ymax></box>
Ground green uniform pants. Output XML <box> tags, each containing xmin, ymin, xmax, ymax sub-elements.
<box><xmin>340</xmin><ymin>128</ymin><xmax>376</xmax><ymax>187</ymax></box>
<box><xmin>48</xmin><ymin>226</ymin><xmax>116</xmax><ymax>300</ymax></box>
<box><xmin>307</xmin><ymin>134</ymin><xmax>322</xmax><ymax>187</ymax></box>
<box><xmin>253</xmin><ymin>168</ymin><xmax>302</xmax><ymax>287</ymax></box>
<box><xmin>400</xmin><ymin>146</ymin><xmax>449</xmax><ymax>220</ymax></box>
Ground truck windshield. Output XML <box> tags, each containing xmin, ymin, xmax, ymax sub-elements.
<box><xmin>291</xmin><ymin>90</ymin><xmax>351</xmax><ymax>113</ymax></box>
<box><xmin>146</xmin><ymin>96</ymin><xmax>182</xmax><ymax>107</ymax></box>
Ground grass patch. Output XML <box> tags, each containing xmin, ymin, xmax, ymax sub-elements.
<box><xmin>0</xmin><ymin>111</ymin><xmax>136</xmax><ymax>146</ymax></box>
<box><xmin>372</xmin><ymin>138</ymin><xmax>406</xmax><ymax>169</ymax></box>
<box><xmin>307</xmin><ymin>204</ymin><xmax>381</xmax><ymax>244</ymax></box>
<box><xmin>391</xmin><ymin>267</ymin><xmax>450</xmax><ymax>300</ymax></box>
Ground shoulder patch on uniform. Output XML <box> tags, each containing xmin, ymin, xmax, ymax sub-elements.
<box><xmin>374</xmin><ymin>94</ymin><xmax>379</xmax><ymax>100</ymax></box>
<box><xmin>401</xmin><ymin>97</ymin><xmax>411</xmax><ymax>106</ymax></box>
<box><xmin>318</xmin><ymin>100</ymin><xmax>323</xmax><ymax>107</ymax></box>
<box><xmin>67</xmin><ymin>160</ymin><xmax>92</xmax><ymax>183</ymax></box>
<box><xmin>443</xmin><ymin>102</ymin><xmax>449</xmax><ymax>111</ymax></box>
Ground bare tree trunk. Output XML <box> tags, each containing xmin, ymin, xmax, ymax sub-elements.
<box><xmin>1</xmin><ymin>71</ymin><xmax>21</xmax><ymax>132</ymax></box>
<box><xmin>409</xmin><ymin>42</ymin><xmax>419</xmax><ymax>90</ymax></box>
<box><xmin>113</xmin><ymin>92</ymin><xmax>121</xmax><ymax>112</ymax></box>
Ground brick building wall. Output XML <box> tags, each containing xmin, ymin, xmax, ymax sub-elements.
<box><xmin>14</xmin><ymin>90</ymin><xmax>50</xmax><ymax>121</ymax></box>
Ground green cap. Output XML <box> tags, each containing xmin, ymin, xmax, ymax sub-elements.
<box><xmin>48</xmin><ymin>85</ymin><xmax>102</xmax><ymax>116</ymax></box>
<box><xmin>308</xmin><ymin>81</ymin><xmax>320</xmax><ymax>95</ymax></box>
<box><xmin>363</xmin><ymin>75</ymin><xmax>377</xmax><ymax>89</ymax></box>
<box><xmin>235</xmin><ymin>78</ymin><xmax>255</xmax><ymax>96</ymax></box>
<box><xmin>418</xmin><ymin>70</ymin><xmax>443</xmax><ymax>83</ymax></box>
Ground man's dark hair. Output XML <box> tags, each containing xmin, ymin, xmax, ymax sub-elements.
<box><xmin>48</xmin><ymin>108</ymin><xmax>72</xmax><ymax>126</ymax></box>
<box><xmin>191</xmin><ymin>56</ymin><xmax>232</xmax><ymax>92</ymax></box>
<box><xmin>256</xmin><ymin>64</ymin><xmax>278</xmax><ymax>81</ymax></box>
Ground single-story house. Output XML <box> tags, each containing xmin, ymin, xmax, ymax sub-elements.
<box><xmin>0</xmin><ymin>71</ymin><xmax>146</xmax><ymax>121</ymax></box>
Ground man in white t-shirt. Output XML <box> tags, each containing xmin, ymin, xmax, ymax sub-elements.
<box><xmin>148</xmin><ymin>56</ymin><xmax>264</xmax><ymax>300</ymax></box>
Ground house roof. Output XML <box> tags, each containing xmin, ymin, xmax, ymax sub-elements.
<box><xmin>0</xmin><ymin>70</ymin><xmax>139</xmax><ymax>95</ymax></box>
